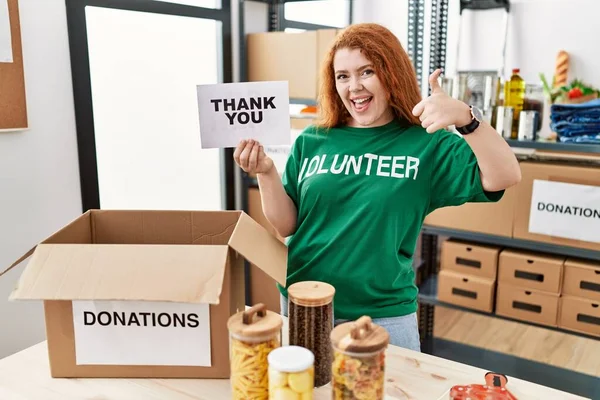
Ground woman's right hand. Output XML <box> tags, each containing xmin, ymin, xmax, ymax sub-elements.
<box><xmin>233</xmin><ymin>139</ymin><xmax>274</xmax><ymax>175</ymax></box>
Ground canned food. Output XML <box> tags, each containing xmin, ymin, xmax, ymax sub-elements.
<box><xmin>518</xmin><ymin>110</ymin><xmax>539</xmax><ymax>141</ymax></box>
<box><xmin>268</xmin><ymin>345</ymin><xmax>315</xmax><ymax>400</ymax></box>
<box><xmin>495</xmin><ymin>106</ymin><xmax>514</xmax><ymax>139</ymax></box>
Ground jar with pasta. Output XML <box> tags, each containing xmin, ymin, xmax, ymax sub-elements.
<box><xmin>330</xmin><ymin>316</ymin><xmax>389</xmax><ymax>400</ymax></box>
<box><xmin>227</xmin><ymin>303</ymin><xmax>283</xmax><ymax>400</ymax></box>
<box><xmin>288</xmin><ymin>281</ymin><xmax>335</xmax><ymax>387</ymax></box>
<box><xmin>268</xmin><ymin>345</ymin><xmax>315</xmax><ymax>400</ymax></box>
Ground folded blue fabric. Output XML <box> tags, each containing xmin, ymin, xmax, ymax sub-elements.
<box><xmin>550</xmin><ymin>99</ymin><xmax>600</xmax><ymax>141</ymax></box>
<box><xmin>559</xmin><ymin>133</ymin><xmax>600</xmax><ymax>144</ymax></box>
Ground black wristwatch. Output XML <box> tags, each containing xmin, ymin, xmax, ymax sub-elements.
<box><xmin>456</xmin><ymin>105</ymin><xmax>483</xmax><ymax>135</ymax></box>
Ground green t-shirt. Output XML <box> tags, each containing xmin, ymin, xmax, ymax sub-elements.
<box><xmin>278</xmin><ymin>119</ymin><xmax>503</xmax><ymax>320</ymax></box>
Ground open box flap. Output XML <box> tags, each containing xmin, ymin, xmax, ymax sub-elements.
<box><xmin>228</xmin><ymin>212</ymin><xmax>287</xmax><ymax>286</ymax></box>
<box><xmin>9</xmin><ymin>243</ymin><xmax>228</xmax><ymax>304</ymax></box>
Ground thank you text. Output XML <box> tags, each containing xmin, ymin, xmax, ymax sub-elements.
<box><xmin>197</xmin><ymin>81</ymin><xmax>290</xmax><ymax>149</ymax></box>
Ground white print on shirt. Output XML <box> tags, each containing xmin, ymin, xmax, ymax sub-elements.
<box><xmin>298</xmin><ymin>153</ymin><xmax>420</xmax><ymax>182</ymax></box>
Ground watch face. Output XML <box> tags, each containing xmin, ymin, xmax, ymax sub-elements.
<box><xmin>471</xmin><ymin>106</ymin><xmax>483</xmax><ymax>122</ymax></box>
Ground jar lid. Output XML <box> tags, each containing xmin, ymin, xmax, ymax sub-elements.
<box><xmin>330</xmin><ymin>316</ymin><xmax>389</xmax><ymax>354</ymax></box>
<box><xmin>227</xmin><ymin>303</ymin><xmax>283</xmax><ymax>338</ymax></box>
<box><xmin>268</xmin><ymin>346</ymin><xmax>314</xmax><ymax>372</ymax></box>
<box><xmin>288</xmin><ymin>281</ymin><xmax>335</xmax><ymax>307</ymax></box>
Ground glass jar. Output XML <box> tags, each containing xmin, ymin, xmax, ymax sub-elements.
<box><xmin>267</xmin><ymin>345</ymin><xmax>315</xmax><ymax>400</ymax></box>
<box><xmin>288</xmin><ymin>281</ymin><xmax>335</xmax><ymax>387</ymax></box>
<box><xmin>523</xmin><ymin>83</ymin><xmax>546</xmax><ymax>132</ymax></box>
<box><xmin>330</xmin><ymin>316</ymin><xmax>389</xmax><ymax>400</ymax></box>
<box><xmin>227</xmin><ymin>303</ymin><xmax>282</xmax><ymax>400</ymax></box>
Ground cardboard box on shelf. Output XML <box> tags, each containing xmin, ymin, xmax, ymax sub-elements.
<box><xmin>437</xmin><ymin>270</ymin><xmax>495</xmax><ymax>313</ymax></box>
<box><xmin>247</xmin><ymin>29</ymin><xmax>339</xmax><ymax>100</ymax></box>
<box><xmin>558</xmin><ymin>295</ymin><xmax>600</xmax><ymax>338</ymax></box>
<box><xmin>495</xmin><ymin>284</ymin><xmax>559</xmax><ymax>327</ymax></box>
<box><xmin>498</xmin><ymin>250</ymin><xmax>564</xmax><ymax>294</ymax></box>
<box><xmin>440</xmin><ymin>240</ymin><xmax>501</xmax><ymax>280</ymax></box>
<box><xmin>424</xmin><ymin>185</ymin><xmax>517</xmax><ymax>238</ymax></box>
<box><xmin>562</xmin><ymin>258</ymin><xmax>600</xmax><ymax>301</ymax></box>
<box><xmin>1</xmin><ymin>210</ymin><xmax>287</xmax><ymax>379</ymax></box>
<box><xmin>513</xmin><ymin>161</ymin><xmax>600</xmax><ymax>251</ymax></box>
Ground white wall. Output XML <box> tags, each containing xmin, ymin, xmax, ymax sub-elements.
<box><xmin>0</xmin><ymin>0</ymin><xmax>82</xmax><ymax>358</ymax></box>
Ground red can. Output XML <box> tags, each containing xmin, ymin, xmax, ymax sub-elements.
<box><xmin>449</xmin><ymin>373</ymin><xmax>518</xmax><ymax>400</ymax></box>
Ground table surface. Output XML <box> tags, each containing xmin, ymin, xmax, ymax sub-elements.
<box><xmin>0</xmin><ymin>340</ymin><xmax>588</xmax><ymax>400</ymax></box>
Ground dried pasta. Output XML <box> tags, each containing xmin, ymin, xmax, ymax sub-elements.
<box><xmin>231</xmin><ymin>337</ymin><xmax>279</xmax><ymax>400</ymax></box>
<box><xmin>332</xmin><ymin>349</ymin><xmax>385</xmax><ymax>400</ymax></box>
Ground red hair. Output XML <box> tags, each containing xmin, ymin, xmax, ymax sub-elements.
<box><xmin>316</xmin><ymin>23</ymin><xmax>422</xmax><ymax>128</ymax></box>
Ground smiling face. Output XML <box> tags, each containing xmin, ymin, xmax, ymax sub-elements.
<box><xmin>333</xmin><ymin>47</ymin><xmax>394</xmax><ymax>128</ymax></box>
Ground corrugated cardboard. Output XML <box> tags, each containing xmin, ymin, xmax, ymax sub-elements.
<box><xmin>2</xmin><ymin>210</ymin><xmax>287</xmax><ymax>378</ymax></box>
<box><xmin>440</xmin><ymin>240</ymin><xmax>500</xmax><ymax>279</ymax></box>
<box><xmin>513</xmin><ymin>162</ymin><xmax>600</xmax><ymax>251</ymax></box>
<box><xmin>496</xmin><ymin>284</ymin><xmax>559</xmax><ymax>327</ymax></box>
<box><xmin>424</xmin><ymin>185</ymin><xmax>517</xmax><ymax>237</ymax></box>
<box><xmin>558</xmin><ymin>295</ymin><xmax>600</xmax><ymax>337</ymax></box>
<box><xmin>247</xmin><ymin>29</ymin><xmax>339</xmax><ymax>100</ymax></box>
<box><xmin>437</xmin><ymin>270</ymin><xmax>495</xmax><ymax>313</ymax></box>
<box><xmin>498</xmin><ymin>250</ymin><xmax>564</xmax><ymax>294</ymax></box>
<box><xmin>248</xmin><ymin>188</ymin><xmax>284</xmax><ymax>313</ymax></box>
<box><xmin>562</xmin><ymin>258</ymin><xmax>600</xmax><ymax>301</ymax></box>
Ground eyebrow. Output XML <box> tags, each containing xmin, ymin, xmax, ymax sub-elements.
<box><xmin>334</xmin><ymin>64</ymin><xmax>374</xmax><ymax>74</ymax></box>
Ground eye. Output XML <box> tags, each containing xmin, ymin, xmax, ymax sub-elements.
<box><xmin>336</xmin><ymin>74</ymin><xmax>348</xmax><ymax>80</ymax></box>
<box><xmin>362</xmin><ymin>69</ymin><xmax>374</xmax><ymax>77</ymax></box>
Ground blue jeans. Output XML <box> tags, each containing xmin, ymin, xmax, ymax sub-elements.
<box><xmin>280</xmin><ymin>295</ymin><xmax>421</xmax><ymax>352</ymax></box>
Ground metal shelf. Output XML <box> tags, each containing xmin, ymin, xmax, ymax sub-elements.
<box><xmin>290</xmin><ymin>98</ymin><xmax>317</xmax><ymax>105</ymax></box>
<box><xmin>418</xmin><ymin>275</ymin><xmax>600</xmax><ymax>341</ymax></box>
<box><xmin>506</xmin><ymin>139</ymin><xmax>600</xmax><ymax>154</ymax></box>
<box><xmin>421</xmin><ymin>225</ymin><xmax>600</xmax><ymax>261</ymax></box>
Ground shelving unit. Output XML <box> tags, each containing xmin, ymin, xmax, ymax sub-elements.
<box><xmin>237</xmin><ymin>2</ymin><xmax>599</xmax><ymax>396</ymax></box>
<box><xmin>418</xmin><ymin>274</ymin><xmax>599</xmax><ymax>341</ymax></box>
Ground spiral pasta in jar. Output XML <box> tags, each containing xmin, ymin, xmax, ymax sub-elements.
<box><xmin>330</xmin><ymin>316</ymin><xmax>389</xmax><ymax>400</ymax></box>
<box><xmin>227</xmin><ymin>303</ymin><xmax>283</xmax><ymax>400</ymax></box>
<box><xmin>268</xmin><ymin>345</ymin><xmax>315</xmax><ymax>400</ymax></box>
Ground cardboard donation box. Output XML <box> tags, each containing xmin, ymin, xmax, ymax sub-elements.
<box><xmin>514</xmin><ymin>161</ymin><xmax>600</xmax><ymax>251</ymax></box>
<box><xmin>424</xmin><ymin>185</ymin><xmax>517</xmax><ymax>238</ymax></box>
<box><xmin>3</xmin><ymin>210</ymin><xmax>287</xmax><ymax>379</ymax></box>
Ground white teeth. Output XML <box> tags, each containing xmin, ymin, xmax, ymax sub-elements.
<box><xmin>353</xmin><ymin>97</ymin><xmax>370</xmax><ymax>104</ymax></box>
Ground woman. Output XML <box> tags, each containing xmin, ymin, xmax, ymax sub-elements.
<box><xmin>233</xmin><ymin>23</ymin><xmax>521</xmax><ymax>351</ymax></box>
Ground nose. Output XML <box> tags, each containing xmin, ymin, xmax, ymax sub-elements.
<box><xmin>349</xmin><ymin>76</ymin><xmax>363</xmax><ymax>92</ymax></box>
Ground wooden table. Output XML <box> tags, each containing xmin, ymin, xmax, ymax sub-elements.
<box><xmin>0</xmin><ymin>340</ymin><xmax>588</xmax><ymax>400</ymax></box>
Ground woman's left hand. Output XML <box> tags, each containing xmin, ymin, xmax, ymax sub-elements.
<box><xmin>412</xmin><ymin>69</ymin><xmax>473</xmax><ymax>133</ymax></box>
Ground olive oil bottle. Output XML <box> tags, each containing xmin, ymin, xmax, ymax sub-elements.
<box><xmin>503</xmin><ymin>68</ymin><xmax>526</xmax><ymax>139</ymax></box>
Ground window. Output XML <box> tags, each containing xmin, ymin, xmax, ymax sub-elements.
<box><xmin>85</xmin><ymin>6</ymin><xmax>223</xmax><ymax>211</ymax></box>
<box><xmin>153</xmin><ymin>0</ymin><xmax>221</xmax><ymax>9</ymax></box>
<box><xmin>284</xmin><ymin>0</ymin><xmax>350</xmax><ymax>28</ymax></box>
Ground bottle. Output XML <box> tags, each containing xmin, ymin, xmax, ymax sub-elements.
<box><xmin>330</xmin><ymin>316</ymin><xmax>390</xmax><ymax>400</ymax></box>
<box><xmin>268</xmin><ymin>345</ymin><xmax>315</xmax><ymax>400</ymax></box>
<box><xmin>227</xmin><ymin>303</ymin><xmax>282</xmax><ymax>400</ymax></box>
<box><xmin>287</xmin><ymin>281</ymin><xmax>335</xmax><ymax>387</ymax></box>
<box><xmin>503</xmin><ymin>68</ymin><xmax>526</xmax><ymax>139</ymax></box>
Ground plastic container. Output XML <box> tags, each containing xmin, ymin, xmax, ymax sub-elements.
<box><xmin>287</xmin><ymin>281</ymin><xmax>335</xmax><ymax>387</ymax></box>
<box><xmin>227</xmin><ymin>303</ymin><xmax>282</xmax><ymax>400</ymax></box>
<box><xmin>268</xmin><ymin>345</ymin><xmax>315</xmax><ymax>400</ymax></box>
<box><xmin>330</xmin><ymin>316</ymin><xmax>389</xmax><ymax>400</ymax></box>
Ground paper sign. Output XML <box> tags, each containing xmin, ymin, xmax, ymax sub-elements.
<box><xmin>72</xmin><ymin>300</ymin><xmax>211</xmax><ymax>366</ymax></box>
<box><xmin>196</xmin><ymin>81</ymin><xmax>291</xmax><ymax>149</ymax></box>
<box><xmin>0</xmin><ymin>0</ymin><xmax>12</xmax><ymax>63</ymax></box>
<box><xmin>529</xmin><ymin>179</ymin><xmax>600</xmax><ymax>243</ymax></box>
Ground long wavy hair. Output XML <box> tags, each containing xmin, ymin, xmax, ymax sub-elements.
<box><xmin>316</xmin><ymin>23</ymin><xmax>423</xmax><ymax>128</ymax></box>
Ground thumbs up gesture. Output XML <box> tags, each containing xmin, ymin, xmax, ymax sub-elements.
<box><xmin>412</xmin><ymin>69</ymin><xmax>472</xmax><ymax>133</ymax></box>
